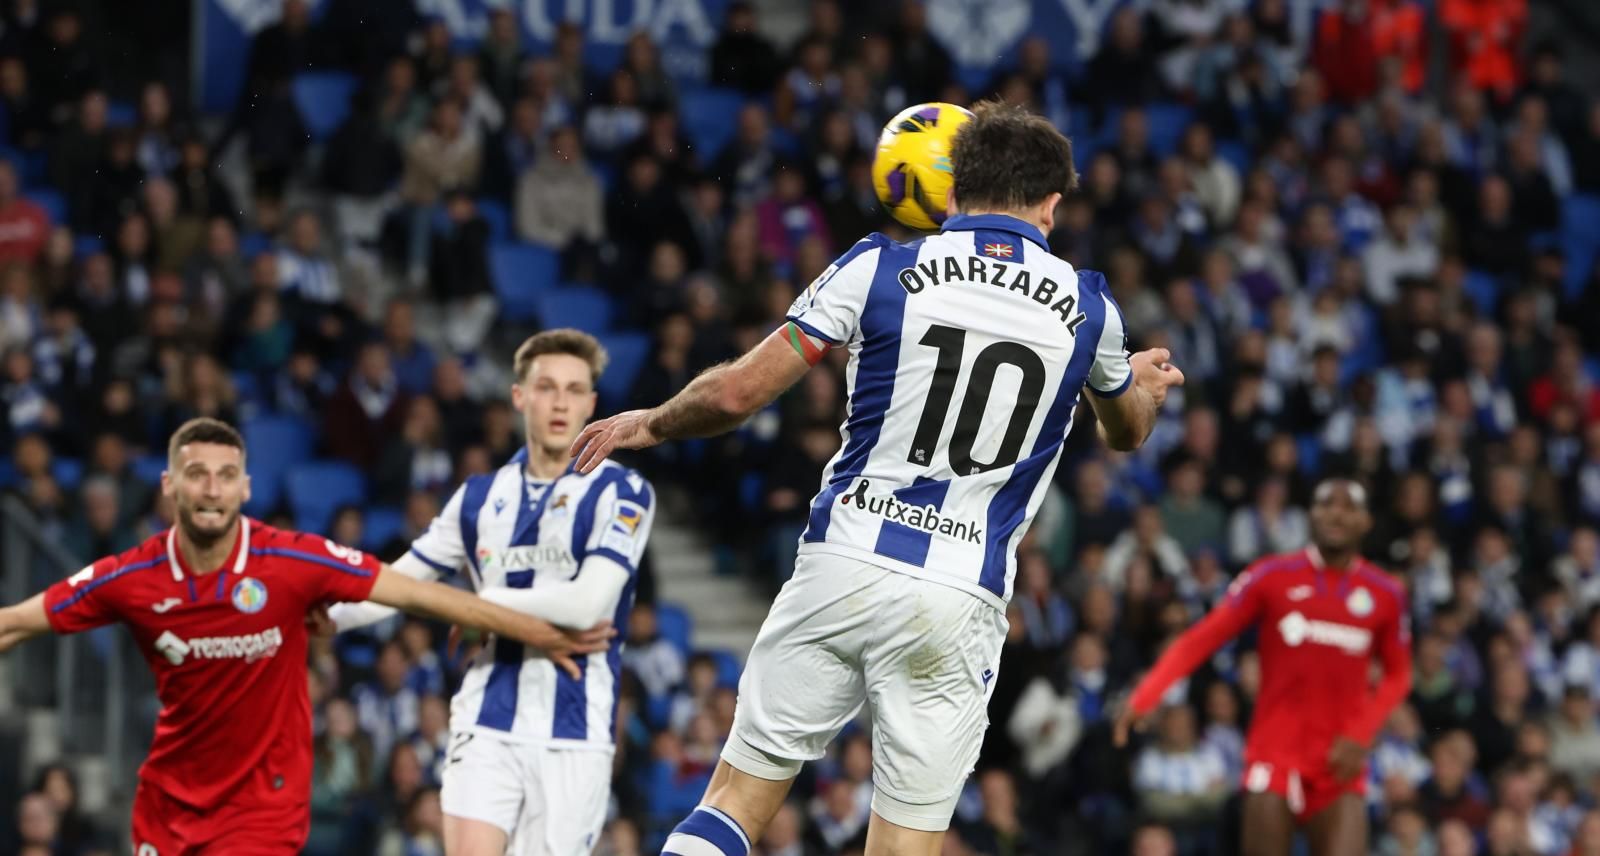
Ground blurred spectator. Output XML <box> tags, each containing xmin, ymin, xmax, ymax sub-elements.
<box><xmin>1439</xmin><ymin>0</ymin><xmax>1527</xmax><ymax>103</ymax></box>
<box><xmin>325</xmin><ymin>341</ymin><xmax>409</xmax><ymax>472</ymax></box>
<box><xmin>1133</xmin><ymin>704</ymin><xmax>1230</xmax><ymax>824</ymax></box>
<box><xmin>354</xmin><ymin>642</ymin><xmax>422</xmax><ymax>772</ymax></box>
<box><xmin>710</xmin><ymin>2</ymin><xmax>780</xmax><ymax>95</ymax></box>
<box><xmin>516</xmin><ymin>125</ymin><xmax>603</xmax><ymax>255</ymax></box>
<box><xmin>0</xmin><ymin>160</ymin><xmax>49</xmax><ymax>263</ymax></box>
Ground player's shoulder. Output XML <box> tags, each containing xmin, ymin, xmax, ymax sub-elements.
<box><xmin>55</xmin><ymin>532</ymin><xmax>169</xmax><ymax>595</ymax></box>
<box><xmin>584</xmin><ymin>459</ymin><xmax>654</xmax><ymax>502</ymax></box>
<box><xmin>1230</xmin><ymin>551</ymin><xmax>1310</xmax><ymax>595</ymax></box>
<box><xmin>1354</xmin><ymin>560</ymin><xmax>1408</xmax><ymax>609</ymax></box>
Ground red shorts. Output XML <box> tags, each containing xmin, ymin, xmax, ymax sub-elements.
<box><xmin>1241</xmin><ymin>759</ymin><xmax>1365</xmax><ymax>821</ymax></box>
<box><xmin>131</xmin><ymin>780</ymin><xmax>308</xmax><ymax>856</ymax></box>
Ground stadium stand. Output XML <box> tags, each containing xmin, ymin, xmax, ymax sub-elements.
<box><xmin>0</xmin><ymin>0</ymin><xmax>1595</xmax><ymax>855</ymax></box>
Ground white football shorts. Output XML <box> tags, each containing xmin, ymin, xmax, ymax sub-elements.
<box><xmin>723</xmin><ymin>551</ymin><xmax>1007</xmax><ymax>831</ymax></box>
<box><xmin>439</xmin><ymin>730</ymin><xmax>611</xmax><ymax>855</ymax></box>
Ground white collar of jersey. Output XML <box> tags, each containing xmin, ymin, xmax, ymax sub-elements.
<box><xmin>166</xmin><ymin>516</ymin><xmax>251</xmax><ymax>582</ymax></box>
<box><xmin>940</xmin><ymin>213</ymin><xmax>1049</xmax><ymax>250</ymax></box>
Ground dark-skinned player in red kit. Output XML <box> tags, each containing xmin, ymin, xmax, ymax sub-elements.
<box><xmin>1115</xmin><ymin>479</ymin><xmax>1412</xmax><ymax>856</ymax></box>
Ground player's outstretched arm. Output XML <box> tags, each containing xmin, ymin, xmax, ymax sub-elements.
<box><xmin>1114</xmin><ymin>592</ymin><xmax>1256</xmax><ymax>745</ymax></box>
<box><xmin>570</xmin><ymin>325</ymin><xmax>817</xmax><ymax>473</ymax></box>
<box><xmin>0</xmin><ymin>593</ymin><xmax>51</xmax><ymax>653</ymax></box>
<box><xmin>1089</xmin><ymin>348</ymin><xmax>1185</xmax><ymax>452</ymax></box>
<box><xmin>367</xmin><ymin>565</ymin><xmax>613</xmax><ymax>679</ymax></box>
<box><xmin>478</xmin><ymin>557</ymin><xmax>629</xmax><ymax>630</ymax></box>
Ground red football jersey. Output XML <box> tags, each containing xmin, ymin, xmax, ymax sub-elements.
<box><xmin>43</xmin><ymin>517</ymin><xmax>379</xmax><ymax>812</ymax></box>
<box><xmin>1130</xmin><ymin>548</ymin><xmax>1413</xmax><ymax>771</ymax></box>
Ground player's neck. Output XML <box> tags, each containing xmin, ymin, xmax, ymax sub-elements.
<box><xmin>177</xmin><ymin>527</ymin><xmax>239</xmax><ymax>577</ymax></box>
<box><xmin>957</xmin><ymin>206</ymin><xmax>1050</xmax><ymax>235</ymax></box>
<box><xmin>1310</xmin><ymin>543</ymin><xmax>1357</xmax><ymax>571</ymax></box>
<box><xmin>523</xmin><ymin>443</ymin><xmax>568</xmax><ymax>480</ymax></box>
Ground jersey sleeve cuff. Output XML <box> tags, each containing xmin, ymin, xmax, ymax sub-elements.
<box><xmin>785</xmin><ymin>316</ymin><xmax>843</xmax><ymax>347</ymax></box>
<box><xmin>585</xmin><ymin>547</ymin><xmax>637</xmax><ymax>572</ymax></box>
<box><xmin>1089</xmin><ymin>371</ymin><xmax>1133</xmax><ymax>399</ymax></box>
<box><xmin>408</xmin><ymin>547</ymin><xmax>456</xmax><ymax>577</ymax></box>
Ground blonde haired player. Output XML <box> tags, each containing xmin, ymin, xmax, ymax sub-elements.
<box><xmin>327</xmin><ymin>329</ymin><xmax>654</xmax><ymax>856</ymax></box>
<box><xmin>573</xmin><ymin>102</ymin><xmax>1183</xmax><ymax>856</ymax></box>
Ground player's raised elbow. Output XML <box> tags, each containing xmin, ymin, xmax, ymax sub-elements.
<box><xmin>1097</xmin><ymin>420</ymin><xmax>1141</xmax><ymax>453</ymax></box>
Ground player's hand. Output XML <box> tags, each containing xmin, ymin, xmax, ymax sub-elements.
<box><xmin>304</xmin><ymin>604</ymin><xmax>336</xmax><ymax>638</ymax></box>
<box><xmin>1327</xmin><ymin>736</ymin><xmax>1368</xmax><ymax>782</ymax></box>
<box><xmin>1112</xmin><ymin>704</ymin><xmax>1153</xmax><ymax>747</ymax></box>
<box><xmin>569</xmin><ymin>410</ymin><xmax>662</xmax><ymax>474</ymax></box>
<box><xmin>530</xmin><ymin>619</ymin><xmax>616</xmax><ymax>680</ymax></box>
<box><xmin>446</xmin><ymin>624</ymin><xmax>485</xmax><ymax>660</ymax></box>
<box><xmin>1129</xmin><ymin>348</ymin><xmax>1186</xmax><ymax>407</ymax></box>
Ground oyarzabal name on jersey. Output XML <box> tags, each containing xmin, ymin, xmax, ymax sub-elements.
<box><xmin>840</xmin><ymin>480</ymin><xmax>982</xmax><ymax>543</ymax></box>
<box><xmin>896</xmin><ymin>256</ymin><xmax>1088</xmax><ymax>334</ymax></box>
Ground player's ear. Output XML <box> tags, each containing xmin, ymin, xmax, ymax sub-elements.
<box><xmin>945</xmin><ymin>188</ymin><xmax>958</xmax><ymax>218</ymax></box>
<box><xmin>241</xmin><ymin>473</ymin><xmax>252</xmax><ymax>505</ymax></box>
<box><xmin>1039</xmin><ymin>192</ymin><xmax>1063</xmax><ymax>232</ymax></box>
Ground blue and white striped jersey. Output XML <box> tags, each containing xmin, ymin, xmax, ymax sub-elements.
<box><xmin>786</xmin><ymin>213</ymin><xmax>1131</xmax><ymax>608</ymax></box>
<box><xmin>406</xmin><ymin>455</ymin><xmax>654</xmax><ymax>748</ymax></box>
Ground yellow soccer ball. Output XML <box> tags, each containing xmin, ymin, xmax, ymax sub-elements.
<box><xmin>872</xmin><ymin>102</ymin><xmax>973</xmax><ymax>232</ymax></box>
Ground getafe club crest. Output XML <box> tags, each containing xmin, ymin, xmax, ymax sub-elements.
<box><xmin>231</xmin><ymin>578</ymin><xmax>269</xmax><ymax>614</ymax></box>
<box><xmin>1346</xmin><ymin>586</ymin><xmax>1374</xmax><ymax>618</ymax></box>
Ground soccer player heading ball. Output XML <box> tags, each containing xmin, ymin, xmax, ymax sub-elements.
<box><xmin>1117</xmin><ymin>478</ymin><xmax>1413</xmax><ymax>856</ymax></box>
<box><xmin>0</xmin><ymin>417</ymin><xmax>614</xmax><ymax>854</ymax></box>
<box><xmin>572</xmin><ymin>101</ymin><xmax>1184</xmax><ymax>856</ymax></box>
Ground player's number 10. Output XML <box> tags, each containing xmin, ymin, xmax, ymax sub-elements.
<box><xmin>907</xmin><ymin>325</ymin><xmax>1045</xmax><ymax>475</ymax></box>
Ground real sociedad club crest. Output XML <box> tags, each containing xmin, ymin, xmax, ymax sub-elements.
<box><xmin>927</xmin><ymin>0</ymin><xmax>1031</xmax><ymax>68</ymax></box>
<box><xmin>232</xmin><ymin>578</ymin><xmax>269</xmax><ymax>614</ymax></box>
<box><xmin>1346</xmin><ymin>586</ymin><xmax>1374</xmax><ymax>618</ymax></box>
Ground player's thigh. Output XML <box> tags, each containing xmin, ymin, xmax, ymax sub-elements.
<box><xmin>508</xmin><ymin>748</ymin><xmax>612</xmax><ymax>856</ymax></box>
<box><xmin>440</xmin><ymin>730</ymin><xmax>529</xmax><ymax>850</ymax></box>
<box><xmin>861</xmin><ymin>574</ymin><xmax>1006</xmax><ymax>831</ymax></box>
<box><xmin>729</xmin><ymin>554</ymin><xmax>880</xmax><ymax>766</ymax></box>
<box><xmin>1306</xmin><ymin>793</ymin><xmax>1368</xmax><ymax>856</ymax></box>
<box><xmin>1240</xmin><ymin>791</ymin><xmax>1297</xmax><ymax>856</ymax></box>
<box><xmin>131</xmin><ymin>781</ymin><xmax>194</xmax><ymax>856</ymax></box>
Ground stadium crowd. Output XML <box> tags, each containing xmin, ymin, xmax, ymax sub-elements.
<box><xmin>1</xmin><ymin>0</ymin><xmax>1599</xmax><ymax>854</ymax></box>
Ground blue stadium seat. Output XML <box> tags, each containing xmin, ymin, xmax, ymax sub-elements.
<box><xmin>490</xmin><ymin>241</ymin><xmax>559</xmax><ymax>322</ymax></box>
<box><xmin>1463</xmin><ymin>269</ymin><xmax>1501</xmax><ymax>316</ymax></box>
<box><xmin>1146</xmin><ymin>102</ymin><xmax>1195</xmax><ymax>157</ymax></box>
<box><xmin>536</xmin><ymin>287</ymin><xmax>613</xmax><ymax>333</ymax></box>
<box><xmin>285</xmin><ymin>461</ymin><xmax>367</xmax><ymax>534</ymax></box>
<box><xmin>1216</xmin><ymin>139</ymin><xmax>1252</xmax><ymax>176</ymax></box>
<box><xmin>132</xmin><ymin>455</ymin><xmax>166</xmax><ymax>485</ymax></box>
<box><xmin>1296</xmin><ymin>435</ymin><xmax>1322</xmax><ymax>477</ymax></box>
<box><xmin>244</xmin><ymin>416</ymin><xmax>315</xmax><ymax>517</ymax></box>
<box><xmin>679</xmin><ymin>88</ymin><xmax>745</xmax><ymax>160</ymax></box>
<box><xmin>291</xmin><ymin>72</ymin><xmax>359</xmax><ymax>142</ymax></box>
<box><xmin>25</xmin><ymin>189</ymin><xmax>64</xmax><ymax>224</ymax></box>
<box><xmin>595</xmin><ymin>332</ymin><xmax>650</xmax><ymax>407</ymax></box>
<box><xmin>73</xmin><ymin>235</ymin><xmax>103</xmax><ymax>259</ymax></box>
<box><xmin>106</xmin><ymin>101</ymin><xmax>137</xmax><ymax>128</ymax></box>
<box><xmin>51</xmin><ymin>458</ymin><xmax>82</xmax><ymax>491</ymax></box>
<box><xmin>361</xmin><ymin>506</ymin><xmax>405</xmax><ymax>552</ymax></box>
<box><xmin>475</xmin><ymin>198</ymin><xmax>510</xmax><ymax>241</ymax></box>
<box><xmin>705</xmin><ymin>648</ymin><xmax>742</xmax><ymax>690</ymax></box>
<box><xmin>1561</xmin><ymin>194</ymin><xmax>1600</xmax><ymax>300</ymax></box>
<box><xmin>654</xmin><ymin>602</ymin><xmax>692</xmax><ymax>658</ymax></box>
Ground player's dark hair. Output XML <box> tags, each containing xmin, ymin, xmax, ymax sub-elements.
<box><xmin>949</xmin><ymin>100</ymin><xmax>1077</xmax><ymax>213</ymax></box>
<box><xmin>167</xmin><ymin>417</ymin><xmax>244</xmax><ymax>466</ymax></box>
<box><xmin>513</xmin><ymin>328</ymin><xmax>609</xmax><ymax>385</ymax></box>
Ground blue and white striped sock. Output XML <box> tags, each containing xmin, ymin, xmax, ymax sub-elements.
<box><xmin>661</xmin><ymin>805</ymin><xmax>751</xmax><ymax>856</ymax></box>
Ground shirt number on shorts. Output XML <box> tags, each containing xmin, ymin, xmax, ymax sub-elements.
<box><xmin>448</xmin><ymin>731</ymin><xmax>475</xmax><ymax>766</ymax></box>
